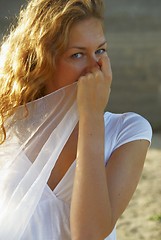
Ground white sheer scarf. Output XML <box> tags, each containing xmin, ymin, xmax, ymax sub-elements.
<box><xmin>0</xmin><ymin>82</ymin><xmax>78</xmax><ymax>239</ymax></box>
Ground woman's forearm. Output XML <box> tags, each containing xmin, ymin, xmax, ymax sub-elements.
<box><xmin>70</xmin><ymin>112</ymin><xmax>112</xmax><ymax>240</ymax></box>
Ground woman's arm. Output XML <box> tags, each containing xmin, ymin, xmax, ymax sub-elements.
<box><xmin>105</xmin><ymin>139</ymin><xmax>150</xmax><ymax>228</ymax></box>
<box><xmin>70</xmin><ymin>56</ymin><xmax>150</xmax><ymax>240</ymax></box>
<box><xmin>70</xmin><ymin>56</ymin><xmax>113</xmax><ymax>239</ymax></box>
<box><xmin>70</xmin><ymin>112</ymin><xmax>112</xmax><ymax>240</ymax></box>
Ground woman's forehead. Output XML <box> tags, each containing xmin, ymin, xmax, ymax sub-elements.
<box><xmin>67</xmin><ymin>18</ymin><xmax>105</xmax><ymax>47</ymax></box>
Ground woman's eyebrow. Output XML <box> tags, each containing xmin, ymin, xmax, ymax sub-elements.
<box><xmin>98</xmin><ymin>41</ymin><xmax>107</xmax><ymax>48</ymax></box>
<box><xmin>68</xmin><ymin>40</ymin><xmax>107</xmax><ymax>50</ymax></box>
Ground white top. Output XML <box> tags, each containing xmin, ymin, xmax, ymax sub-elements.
<box><xmin>18</xmin><ymin>111</ymin><xmax>152</xmax><ymax>240</ymax></box>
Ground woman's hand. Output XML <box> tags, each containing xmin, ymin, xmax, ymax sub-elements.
<box><xmin>77</xmin><ymin>55</ymin><xmax>112</xmax><ymax>116</ymax></box>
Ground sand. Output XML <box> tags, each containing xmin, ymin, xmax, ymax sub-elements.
<box><xmin>116</xmin><ymin>133</ymin><xmax>161</xmax><ymax>240</ymax></box>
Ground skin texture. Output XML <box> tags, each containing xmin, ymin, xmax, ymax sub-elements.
<box><xmin>47</xmin><ymin>18</ymin><xmax>150</xmax><ymax>240</ymax></box>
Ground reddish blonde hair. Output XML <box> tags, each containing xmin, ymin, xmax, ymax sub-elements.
<box><xmin>0</xmin><ymin>0</ymin><xmax>104</xmax><ymax>143</ymax></box>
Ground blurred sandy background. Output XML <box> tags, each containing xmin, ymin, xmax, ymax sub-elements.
<box><xmin>0</xmin><ymin>0</ymin><xmax>161</xmax><ymax>239</ymax></box>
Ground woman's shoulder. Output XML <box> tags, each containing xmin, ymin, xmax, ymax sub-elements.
<box><xmin>104</xmin><ymin>111</ymin><xmax>152</xmax><ymax>147</ymax></box>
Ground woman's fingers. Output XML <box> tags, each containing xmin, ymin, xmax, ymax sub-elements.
<box><xmin>99</xmin><ymin>55</ymin><xmax>112</xmax><ymax>85</ymax></box>
<box><xmin>89</xmin><ymin>55</ymin><xmax>112</xmax><ymax>88</ymax></box>
<box><xmin>77</xmin><ymin>55</ymin><xmax>112</xmax><ymax>115</ymax></box>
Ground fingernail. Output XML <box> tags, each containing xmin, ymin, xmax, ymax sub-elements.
<box><xmin>97</xmin><ymin>58</ymin><xmax>101</xmax><ymax>68</ymax></box>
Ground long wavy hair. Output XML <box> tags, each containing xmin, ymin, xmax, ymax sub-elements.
<box><xmin>0</xmin><ymin>0</ymin><xmax>104</xmax><ymax>143</ymax></box>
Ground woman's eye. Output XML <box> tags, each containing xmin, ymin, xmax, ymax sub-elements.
<box><xmin>71</xmin><ymin>53</ymin><xmax>83</xmax><ymax>59</ymax></box>
<box><xmin>96</xmin><ymin>48</ymin><xmax>107</xmax><ymax>55</ymax></box>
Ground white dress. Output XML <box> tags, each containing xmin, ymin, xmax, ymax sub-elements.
<box><xmin>0</xmin><ymin>83</ymin><xmax>152</xmax><ymax>240</ymax></box>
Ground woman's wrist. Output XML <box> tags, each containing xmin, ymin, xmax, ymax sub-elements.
<box><xmin>78</xmin><ymin>109</ymin><xmax>105</xmax><ymax>123</ymax></box>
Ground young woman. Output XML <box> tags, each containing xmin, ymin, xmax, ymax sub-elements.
<box><xmin>0</xmin><ymin>0</ymin><xmax>152</xmax><ymax>239</ymax></box>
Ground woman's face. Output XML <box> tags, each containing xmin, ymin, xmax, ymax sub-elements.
<box><xmin>45</xmin><ymin>17</ymin><xmax>107</xmax><ymax>93</ymax></box>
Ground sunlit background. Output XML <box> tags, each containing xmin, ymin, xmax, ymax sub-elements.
<box><xmin>104</xmin><ymin>1</ymin><xmax>161</xmax><ymax>132</ymax></box>
<box><xmin>0</xmin><ymin>1</ymin><xmax>161</xmax><ymax>239</ymax></box>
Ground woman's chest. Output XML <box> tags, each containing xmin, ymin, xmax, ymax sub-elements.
<box><xmin>47</xmin><ymin>126</ymin><xmax>78</xmax><ymax>192</ymax></box>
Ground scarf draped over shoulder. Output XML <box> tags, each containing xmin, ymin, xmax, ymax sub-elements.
<box><xmin>0</xmin><ymin>83</ymin><xmax>78</xmax><ymax>239</ymax></box>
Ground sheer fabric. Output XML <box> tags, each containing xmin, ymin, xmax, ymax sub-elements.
<box><xmin>0</xmin><ymin>83</ymin><xmax>78</xmax><ymax>239</ymax></box>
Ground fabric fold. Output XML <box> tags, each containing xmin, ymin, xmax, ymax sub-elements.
<box><xmin>0</xmin><ymin>83</ymin><xmax>78</xmax><ymax>239</ymax></box>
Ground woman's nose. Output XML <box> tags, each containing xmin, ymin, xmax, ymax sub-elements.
<box><xmin>85</xmin><ymin>55</ymin><xmax>100</xmax><ymax>73</ymax></box>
